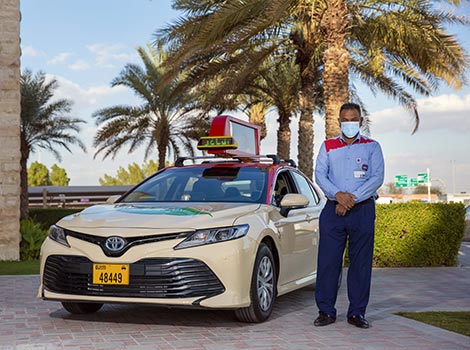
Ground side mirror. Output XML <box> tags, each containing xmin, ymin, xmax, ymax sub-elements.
<box><xmin>279</xmin><ymin>193</ymin><xmax>309</xmax><ymax>217</ymax></box>
<box><xmin>106</xmin><ymin>195</ymin><xmax>121</xmax><ymax>204</ymax></box>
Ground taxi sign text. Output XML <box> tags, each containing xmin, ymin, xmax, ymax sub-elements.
<box><xmin>197</xmin><ymin>136</ymin><xmax>238</xmax><ymax>150</ymax></box>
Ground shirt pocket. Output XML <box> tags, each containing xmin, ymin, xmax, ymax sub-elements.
<box><xmin>353</xmin><ymin>149</ymin><xmax>371</xmax><ymax>179</ymax></box>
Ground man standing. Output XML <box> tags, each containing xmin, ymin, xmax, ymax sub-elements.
<box><xmin>313</xmin><ymin>102</ymin><xmax>384</xmax><ymax>329</ymax></box>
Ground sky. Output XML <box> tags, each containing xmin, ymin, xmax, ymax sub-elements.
<box><xmin>20</xmin><ymin>0</ymin><xmax>470</xmax><ymax>194</ymax></box>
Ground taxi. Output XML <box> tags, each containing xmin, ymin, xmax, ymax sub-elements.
<box><xmin>38</xmin><ymin>116</ymin><xmax>325</xmax><ymax>323</ymax></box>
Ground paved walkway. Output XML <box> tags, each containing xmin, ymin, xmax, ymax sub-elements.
<box><xmin>1</xmin><ymin>244</ymin><xmax>469</xmax><ymax>350</ymax></box>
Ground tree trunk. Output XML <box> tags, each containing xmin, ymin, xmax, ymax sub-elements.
<box><xmin>277</xmin><ymin>109</ymin><xmax>291</xmax><ymax>160</ymax></box>
<box><xmin>248</xmin><ymin>102</ymin><xmax>267</xmax><ymax>141</ymax></box>
<box><xmin>155</xmin><ymin>118</ymin><xmax>170</xmax><ymax>170</ymax></box>
<box><xmin>157</xmin><ymin>137</ymin><xmax>168</xmax><ymax>170</ymax></box>
<box><xmin>321</xmin><ymin>0</ymin><xmax>350</xmax><ymax>139</ymax></box>
<box><xmin>295</xmin><ymin>15</ymin><xmax>319</xmax><ymax>180</ymax></box>
<box><xmin>20</xmin><ymin>136</ymin><xmax>29</xmax><ymax>219</ymax></box>
<box><xmin>297</xmin><ymin>81</ymin><xmax>315</xmax><ymax>179</ymax></box>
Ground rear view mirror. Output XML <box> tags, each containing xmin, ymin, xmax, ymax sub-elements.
<box><xmin>106</xmin><ymin>195</ymin><xmax>121</xmax><ymax>204</ymax></box>
<box><xmin>280</xmin><ymin>194</ymin><xmax>309</xmax><ymax>217</ymax></box>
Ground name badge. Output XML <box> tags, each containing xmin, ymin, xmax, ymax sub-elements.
<box><xmin>354</xmin><ymin>171</ymin><xmax>366</xmax><ymax>178</ymax></box>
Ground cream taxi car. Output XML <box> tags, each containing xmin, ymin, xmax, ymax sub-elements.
<box><xmin>38</xmin><ymin>156</ymin><xmax>325</xmax><ymax>323</ymax></box>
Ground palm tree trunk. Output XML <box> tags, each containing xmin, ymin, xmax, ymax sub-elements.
<box><xmin>295</xmin><ymin>16</ymin><xmax>318</xmax><ymax>180</ymax></box>
<box><xmin>20</xmin><ymin>136</ymin><xmax>29</xmax><ymax>219</ymax></box>
<box><xmin>157</xmin><ymin>140</ymin><xmax>167</xmax><ymax>170</ymax></box>
<box><xmin>248</xmin><ymin>102</ymin><xmax>267</xmax><ymax>140</ymax></box>
<box><xmin>297</xmin><ymin>79</ymin><xmax>315</xmax><ymax>179</ymax></box>
<box><xmin>277</xmin><ymin>109</ymin><xmax>291</xmax><ymax>160</ymax></box>
<box><xmin>321</xmin><ymin>0</ymin><xmax>350</xmax><ymax>139</ymax></box>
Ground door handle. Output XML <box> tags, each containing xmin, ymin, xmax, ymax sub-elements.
<box><xmin>306</xmin><ymin>214</ymin><xmax>315</xmax><ymax>222</ymax></box>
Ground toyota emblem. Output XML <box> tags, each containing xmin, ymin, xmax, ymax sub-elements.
<box><xmin>104</xmin><ymin>236</ymin><xmax>126</xmax><ymax>252</ymax></box>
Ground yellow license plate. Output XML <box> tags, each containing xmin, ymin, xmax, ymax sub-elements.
<box><xmin>92</xmin><ymin>264</ymin><xmax>129</xmax><ymax>285</ymax></box>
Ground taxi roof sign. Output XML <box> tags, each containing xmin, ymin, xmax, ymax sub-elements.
<box><xmin>204</xmin><ymin>115</ymin><xmax>261</xmax><ymax>157</ymax></box>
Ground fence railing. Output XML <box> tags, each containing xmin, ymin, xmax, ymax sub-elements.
<box><xmin>28</xmin><ymin>185</ymin><xmax>133</xmax><ymax>208</ymax></box>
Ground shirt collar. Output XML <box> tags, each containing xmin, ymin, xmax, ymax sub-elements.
<box><xmin>339</xmin><ymin>133</ymin><xmax>362</xmax><ymax>144</ymax></box>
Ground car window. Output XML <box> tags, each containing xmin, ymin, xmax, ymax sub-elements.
<box><xmin>121</xmin><ymin>166</ymin><xmax>268</xmax><ymax>203</ymax></box>
<box><xmin>291</xmin><ymin>171</ymin><xmax>320</xmax><ymax>206</ymax></box>
<box><xmin>272</xmin><ymin>171</ymin><xmax>296</xmax><ymax>207</ymax></box>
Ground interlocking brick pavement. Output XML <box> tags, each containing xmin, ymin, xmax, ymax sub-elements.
<box><xmin>1</xmin><ymin>247</ymin><xmax>469</xmax><ymax>350</ymax></box>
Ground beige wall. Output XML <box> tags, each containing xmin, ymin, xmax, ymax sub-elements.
<box><xmin>0</xmin><ymin>0</ymin><xmax>21</xmax><ymax>260</ymax></box>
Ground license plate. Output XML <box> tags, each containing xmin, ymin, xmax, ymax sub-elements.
<box><xmin>92</xmin><ymin>264</ymin><xmax>129</xmax><ymax>285</ymax></box>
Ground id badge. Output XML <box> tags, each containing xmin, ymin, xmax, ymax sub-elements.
<box><xmin>354</xmin><ymin>170</ymin><xmax>366</xmax><ymax>178</ymax></box>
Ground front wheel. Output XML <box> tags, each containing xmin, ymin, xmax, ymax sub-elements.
<box><xmin>235</xmin><ymin>243</ymin><xmax>277</xmax><ymax>323</ymax></box>
<box><xmin>61</xmin><ymin>302</ymin><xmax>103</xmax><ymax>314</ymax></box>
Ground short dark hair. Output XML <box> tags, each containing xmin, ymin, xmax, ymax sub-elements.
<box><xmin>339</xmin><ymin>102</ymin><xmax>361</xmax><ymax>117</ymax></box>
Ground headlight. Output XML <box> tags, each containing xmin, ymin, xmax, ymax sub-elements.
<box><xmin>48</xmin><ymin>225</ymin><xmax>70</xmax><ymax>247</ymax></box>
<box><xmin>174</xmin><ymin>224</ymin><xmax>249</xmax><ymax>250</ymax></box>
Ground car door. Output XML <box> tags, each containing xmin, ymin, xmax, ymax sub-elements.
<box><xmin>272</xmin><ymin>170</ymin><xmax>316</xmax><ymax>285</ymax></box>
<box><xmin>290</xmin><ymin>171</ymin><xmax>322</xmax><ymax>278</ymax></box>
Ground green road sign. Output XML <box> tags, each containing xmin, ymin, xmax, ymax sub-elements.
<box><xmin>395</xmin><ymin>174</ymin><xmax>408</xmax><ymax>187</ymax></box>
<box><xmin>417</xmin><ymin>173</ymin><xmax>428</xmax><ymax>184</ymax></box>
<box><xmin>409</xmin><ymin>178</ymin><xmax>418</xmax><ymax>187</ymax></box>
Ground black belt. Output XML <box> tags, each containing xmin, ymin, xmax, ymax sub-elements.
<box><xmin>327</xmin><ymin>197</ymin><xmax>375</xmax><ymax>205</ymax></box>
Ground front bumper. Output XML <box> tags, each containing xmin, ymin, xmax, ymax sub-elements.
<box><xmin>38</xmin><ymin>232</ymin><xmax>257</xmax><ymax>309</ymax></box>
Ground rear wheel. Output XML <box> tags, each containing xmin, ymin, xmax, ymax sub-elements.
<box><xmin>235</xmin><ymin>243</ymin><xmax>277</xmax><ymax>323</ymax></box>
<box><xmin>61</xmin><ymin>302</ymin><xmax>103</xmax><ymax>314</ymax></box>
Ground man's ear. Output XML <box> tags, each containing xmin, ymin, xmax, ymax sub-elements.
<box><xmin>359</xmin><ymin>117</ymin><xmax>364</xmax><ymax>127</ymax></box>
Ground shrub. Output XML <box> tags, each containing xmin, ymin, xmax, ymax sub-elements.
<box><xmin>29</xmin><ymin>208</ymin><xmax>82</xmax><ymax>230</ymax></box>
<box><xmin>20</xmin><ymin>219</ymin><xmax>48</xmax><ymax>261</ymax></box>
<box><xmin>374</xmin><ymin>203</ymin><xmax>465</xmax><ymax>267</ymax></box>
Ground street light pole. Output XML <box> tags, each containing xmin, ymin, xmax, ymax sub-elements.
<box><xmin>451</xmin><ymin>160</ymin><xmax>456</xmax><ymax>195</ymax></box>
<box><xmin>427</xmin><ymin>168</ymin><xmax>431</xmax><ymax>203</ymax></box>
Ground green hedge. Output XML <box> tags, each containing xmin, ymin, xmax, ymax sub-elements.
<box><xmin>29</xmin><ymin>208</ymin><xmax>82</xmax><ymax>230</ymax></box>
<box><xmin>28</xmin><ymin>204</ymin><xmax>464</xmax><ymax>267</ymax></box>
<box><xmin>374</xmin><ymin>203</ymin><xmax>465</xmax><ymax>267</ymax></box>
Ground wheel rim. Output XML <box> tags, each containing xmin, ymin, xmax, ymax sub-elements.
<box><xmin>257</xmin><ymin>255</ymin><xmax>274</xmax><ymax>312</ymax></box>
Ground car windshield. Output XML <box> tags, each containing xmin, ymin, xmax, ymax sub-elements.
<box><xmin>121</xmin><ymin>166</ymin><xmax>268</xmax><ymax>203</ymax></box>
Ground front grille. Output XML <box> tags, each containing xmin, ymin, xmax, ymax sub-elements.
<box><xmin>63</xmin><ymin>229</ymin><xmax>191</xmax><ymax>257</ymax></box>
<box><xmin>43</xmin><ymin>255</ymin><xmax>225</xmax><ymax>299</ymax></box>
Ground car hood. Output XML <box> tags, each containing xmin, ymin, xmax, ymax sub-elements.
<box><xmin>57</xmin><ymin>202</ymin><xmax>261</xmax><ymax>234</ymax></box>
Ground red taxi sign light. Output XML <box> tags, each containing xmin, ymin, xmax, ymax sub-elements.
<box><xmin>197</xmin><ymin>136</ymin><xmax>238</xmax><ymax>150</ymax></box>
<box><xmin>203</xmin><ymin>115</ymin><xmax>261</xmax><ymax>157</ymax></box>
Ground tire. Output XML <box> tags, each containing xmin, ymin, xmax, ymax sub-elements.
<box><xmin>61</xmin><ymin>302</ymin><xmax>103</xmax><ymax>314</ymax></box>
<box><xmin>235</xmin><ymin>243</ymin><xmax>277</xmax><ymax>323</ymax></box>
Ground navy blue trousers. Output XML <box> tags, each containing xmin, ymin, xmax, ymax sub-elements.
<box><xmin>315</xmin><ymin>199</ymin><xmax>375</xmax><ymax>318</ymax></box>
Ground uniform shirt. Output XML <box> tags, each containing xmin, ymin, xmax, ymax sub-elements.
<box><xmin>315</xmin><ymin>134</ymin><xmax>384</xmax><ymax>203</ymax></box>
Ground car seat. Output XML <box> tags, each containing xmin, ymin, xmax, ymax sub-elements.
<box><xmin>224</xmin><ymin>187</ymin><xmax>241</xmax><ymax>199</ymax></box>
<box><xmin>191</xmin><ymin>179</ymin><xmax>224</xmax><ymax>201</ymax></box>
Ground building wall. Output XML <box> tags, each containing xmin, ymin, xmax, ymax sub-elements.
<box><xmin>0</xmin><ymin>0</ymin><xmax>21</xmax><ymax>260</ymax></box>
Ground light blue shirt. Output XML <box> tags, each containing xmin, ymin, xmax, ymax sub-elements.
<box><xmin>315</xmin><ymin>134</ymin><xmax>384</xmax><ymax>203</ymax></box>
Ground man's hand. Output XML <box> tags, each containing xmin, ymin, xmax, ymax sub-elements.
<box><xmin>335</xmin><ymin>191</ymin><xmax>356</xmax><ymax>210</ymax></box>
<box><xmin>335</xmin><ymin>204</ymin><xmax>348</xmax><ymax>216</ymax></box>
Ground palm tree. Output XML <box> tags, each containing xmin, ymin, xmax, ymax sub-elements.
<box><xmin>182</xmin><ymin>49</ymin><xmax>304</xmax><ymax>159</ymax></box>
<box><xmin>156</xmin><ymin>0</ymin><xmax>468</xmax><ymax>178</ymax></box>
<box><xmin>93</xmin><ymin>45</ymin><xmax>209</xmax><ymax>169</ymax></box>
<box><xmin>320</xmin><ymin>0</ymin><xmax>468</xmax><ymax>138</ymax></box>
<box><xmin>254</xmin><ymin>55</ymin><xmax>303</xmax><ymax>159</ymax></box>
<box><xmin>20</xmin><ymin>69</ymin><xmax>86</xmax><ymax>219</ymax></box>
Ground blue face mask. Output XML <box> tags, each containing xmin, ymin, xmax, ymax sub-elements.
<box><xmin>341</xmin><ymin>121</ymin><xmax>360</xmax><ymax>138</ymax></box>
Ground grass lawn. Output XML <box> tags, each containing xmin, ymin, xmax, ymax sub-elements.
<box><xmin>396</xmin><ymin>311</ymin><xmax>470</xmax><ymax>337</ymax></box>
<box><xmin>0</xmin><ymin>260</ymin><xmax>40</xmax><ymax>275</ymax></box>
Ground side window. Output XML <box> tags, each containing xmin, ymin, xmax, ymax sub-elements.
<box><xmin>272</xmin><ymin>171</ymin><xmax>295</xmax><ymax>207</ymax></box>
<box><xmin>291</xmin><ymin>171</ymin><xmax>319</xmax><ymax>206</ymax></box>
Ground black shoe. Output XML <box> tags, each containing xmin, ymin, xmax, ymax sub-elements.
<box><xmin>347</xmin><ymin>315</ymin><xmax>369</xmax><ymax>329</ymax></box>
<box><xmin>314</xmin><ymin>312</ymin><xmax>336</xmax><ymax>327</ymax></box>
